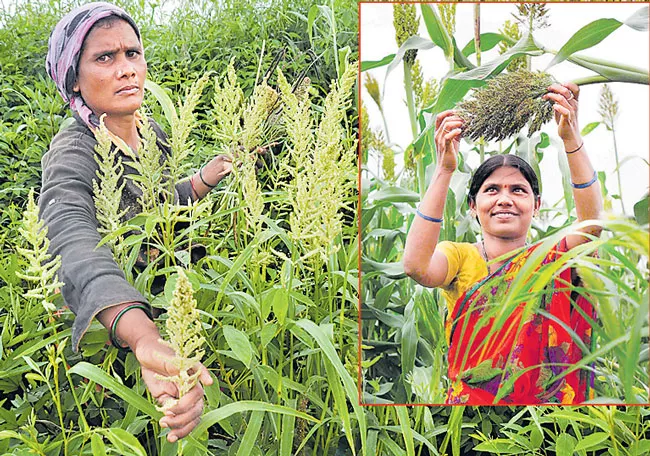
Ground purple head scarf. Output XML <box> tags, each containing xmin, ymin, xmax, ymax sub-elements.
<box><xmin>46</xmin><ymin>2</ymin><xmax>141</xmax><ymax>129</ymax></box>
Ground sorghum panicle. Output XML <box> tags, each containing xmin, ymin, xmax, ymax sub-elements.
<box><xmin>156</xmin><ymin>268</ymin><xmax>205</xmax><ymax>410</ymax></box>
<box><xmin>456</xmin><ymin>70</ymin><xmax>555</xmax><ymax>142</ymax></box>
<box><xmin>393</xmin><ymin>4</ymin><xmax>419</xmax><ymax>65</ymax></box>
<box><xmin>599</xmin><ymin>84</ymin><xmax>619</xmax><ymax>131</ymax></box>
<box><xmin>17</xmin><ymin>189</ymin><xmax>64</xmax><ymax>312</ymax></box>
<box><xmin>92</xmin><ymin>114</ymin><xmax>128</xmax><ymax>247</ymax></box>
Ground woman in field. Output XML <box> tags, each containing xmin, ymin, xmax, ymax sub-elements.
<box><xmin>403</xmin><ymin>83</ymin><xmax>603</xmax><ymax>405</ymax></box>
<box><xmin>39</xmin><ymin>2</ymin><xmax>228</xmax><ymax>441</ymax></box>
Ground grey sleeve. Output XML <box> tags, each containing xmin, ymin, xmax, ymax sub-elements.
<box><xmin>39</xmin><ymin>131</ymin><xmax>147</xmax><ymax>352</ymax></box>
<box><xmin>175</xmin><ymin>179</ymin><xmax>195</xmax><ymax>206</ymax></box>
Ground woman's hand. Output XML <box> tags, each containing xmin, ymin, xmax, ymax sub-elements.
<box><xmin>544</xmin><ymin>83</ymin><xmax>581</xmax><ymax>150</ymax></box>
<box><xmin>132</xmin><ymin>334</ymin><xmax>213</xmax><ymax>443</ymax></box>
<box><xmin>434</xmin><ymin>110</ymin><xmax>464</xmax><ymax>174</ymax></box>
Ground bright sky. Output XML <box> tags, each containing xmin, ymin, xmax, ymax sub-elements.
<box><xmin>361</xmin><ymin>3</ymin><xmax>649</xmax><ymax>216</ymax></box>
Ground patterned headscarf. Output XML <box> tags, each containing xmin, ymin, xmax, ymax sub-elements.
<box><xmin>46</xmin><ymin>2</ymin><xmax>141</xmax><ymax>130</ymax></box>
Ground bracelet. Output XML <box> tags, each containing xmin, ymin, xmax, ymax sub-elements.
<box><xmin>109</xmin><ymin>304</ymin><xmax>153</xmax><ymax>350</ymax></box>
<box><xmin>571</xmin><ymin>171</ymin><xmax>598</xmax><ymax>189</ymax></box>
<box><xmin>199</xmin><ymin>166</ymin><xmax>217</xmax><ymax>188</ymax></box>
<box><xmin>189</xmin><ymin>175</ymin><xmax>198</xmax><ymax>199</ymax></box>
<box><xmin>416</xmin><ymin>209</ymin><xmax>443</xmax><ymax>223</ymax></box>
<box><xmin>566</xmin><ymin>142</ymin><xmax>584</xmax><ymax>154</ymax></box>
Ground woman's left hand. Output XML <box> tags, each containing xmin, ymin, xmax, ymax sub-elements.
<box><xmin>543</xmin><ymin>83</ymin><xmax>581</xmax><ymax>149</ymax></box>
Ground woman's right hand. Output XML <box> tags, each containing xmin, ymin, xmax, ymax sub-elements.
<box><xmin>132</xmin><ymin>334</ymin><xmax>213</xmax><ymax>442</ymax></box>
<box><xmin>434</xmin><ymin>110</ymin><xmax>464</xmax><ymax>173</ymax></box>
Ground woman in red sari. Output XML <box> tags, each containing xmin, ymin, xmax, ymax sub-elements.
<box><xmin>403</xmin><ymin>82</ymin><xmax>603</xmax><ymax>405</ymax></box>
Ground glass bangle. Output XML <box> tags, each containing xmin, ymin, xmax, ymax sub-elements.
<box><xmin>416</xmin><ymin>209</ymin><xmax>443</xmax><ymax>223</ymax></box>
<box><xmin>199</xmin><ymin>166</ymin><xmax>217</xmax><ymax>188</ymax></box>
<box><xmin>109</xmin><ymin>304</ymin><xmax>153</xmax><ymax>350</ymax></box>
<box><xmin>571</xmin><ymin>171</ymin><xmax>598</xmax><ymax>189</ymax></box>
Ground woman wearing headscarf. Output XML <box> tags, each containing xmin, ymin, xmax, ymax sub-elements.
<box><xmin>40</xmin><ymin>2</ymin><xmax>227</xmax><ymax>441</ymax></box>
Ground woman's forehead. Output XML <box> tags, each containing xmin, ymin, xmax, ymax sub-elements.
<box><xmin>482</xmin><ymin>166</ymin><xmax>531</xmax><ymax>187</ymax></box>
<box><xmin>84</xmin><ymin>20</ymin><xmax>140</xmax><ymax>51</ymax></box>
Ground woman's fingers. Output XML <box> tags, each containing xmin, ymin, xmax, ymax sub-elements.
<box><xmin>159</xmin><ymin>385</ymin><xmax>205</xmax><ymax>441</ymax></box>
<box><xmin>435</xmin><ymin>110</ymin><xmax>456</xmax><ymax>129</ymax></box>
<box><xmin>197</xmin><ymin>363</ymin><xmax>213</xmax><ymax>386</ymax></box>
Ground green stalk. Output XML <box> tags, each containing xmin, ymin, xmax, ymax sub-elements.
<box><xmin>403</xmin><ymin>61</ymin><xmax>424</xmax><ymax>196</ymax></box>
<box><xmin>330</xmin><ymin>0</ymin><xmax>339</xmax><ymax>79</ymax></box>
<box><xmin>611</xmin><ymin>125</ymin><xmax>625</xmax><ymax>213</ymax></box>
<box><xmin>474</xmin><ymin>4</ymin><xmax>484</xmax><ymax>164</ymax></box>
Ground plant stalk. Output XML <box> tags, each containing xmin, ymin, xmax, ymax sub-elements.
<box><xmin>474</xmin><ymin>4</ymin><xmax>484</xmax><ymax>164</ymax></box>
<box><xmin>611</xmin><ymin>126</ymin><xmax>625</xmax><ymax>213</ymax></box>
<box><xmin>403</xmin><ymin>61</ymin><xmax>424</xmax><ymax>196</ymax></box>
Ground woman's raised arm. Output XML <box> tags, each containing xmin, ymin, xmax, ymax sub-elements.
<box><xmin>544</xmin><ymin>83</ymin><xmax>603</xmax><ymax>250</ymax></box>
<box><xmin>403</xmin><ymin>110</ymin><xmax>463</xmax><ymax>287</ymax></box>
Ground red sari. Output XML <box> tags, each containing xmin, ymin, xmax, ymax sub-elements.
<box><xmin>446</xmin><ymin>239</ymin><xmax>596</xmax><ymax>405</ymax></box>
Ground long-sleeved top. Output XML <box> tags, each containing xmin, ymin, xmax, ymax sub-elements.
<box><xmin>39</xmin><ymin>114</ymin><xmax>194</xmax><ymax>351</ymax></box>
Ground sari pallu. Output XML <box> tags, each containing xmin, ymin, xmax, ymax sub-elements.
<box><xmin>446</xmin><ymin>239</ymin><xmax>596</xmax><ymax>405</ymax></box>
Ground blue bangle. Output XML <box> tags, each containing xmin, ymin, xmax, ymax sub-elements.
<box><xmin>416</xmin><ymin>210</ymin><xmax>443</xmax><ymax>223</ymax></box>
<box><xmin>571</xmin><ymin>171</ymin><xmax>598</xmax><ymax>189</ymax></box>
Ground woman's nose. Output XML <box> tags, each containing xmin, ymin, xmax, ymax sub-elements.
<box><xmin>496</xmin><ymin>191</ymin><xmax>513</xmax><ymax>205</ymax></box>
<box><xmin>116</xmin><ymin>59</ymin><xmax>136</xmax><ymax>78</ymax></box>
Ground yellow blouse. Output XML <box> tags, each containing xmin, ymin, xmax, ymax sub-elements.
<box><xmin>436</xmin><ymin>241</ymin><xmax>488</xmax><ymax>343</ymax></box>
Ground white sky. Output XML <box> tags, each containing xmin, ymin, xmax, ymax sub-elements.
<box><xmin>361</xmin><ymin>3</ymin><xmax>649</xmax><ymax>216</ymax></box>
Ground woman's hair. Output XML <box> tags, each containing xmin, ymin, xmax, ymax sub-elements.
<box><xmin>467</xmin><ymin>154</ymin><xmax>541</xmax><ymax>205</ymax></box>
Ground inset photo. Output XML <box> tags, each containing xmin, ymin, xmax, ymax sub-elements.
<box><xmin>360</xmin><ymin>2</ymin><xmax>649</xmax><ymax>406</ymax></box>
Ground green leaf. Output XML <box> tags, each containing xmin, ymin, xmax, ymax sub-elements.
<box><xmin>271</xmin><ymin>288</ymin><xmax>289</xmax><ymax>325</ymax></box>
<box><xmin>569</xmin><ymin>54</ymin><xmax>649</xmax><ymax>85</ymax></box>
<box><xmin>581</xmin><ymin>121</ymin><xmax>600</xmax><ymax>136</ymax></box>
<box><xmin>295</xmin><ymin>320</ymin><xmax>367</xmax><ymax>451</ymax></box>
<box><xmin>574</xmin><ymin>432</ymin><xmax>610</xmax><ymax>452</ymax></box>
<box><xmin>461</xmin><ymin>33</ymin><xmax>506</xmax><ymax>57</ymax></box>
<box><xmin>370</xmin><ymin>186</ymin><xmax>420</xmax><ymax>204</ymax></box>
<box><xmin>101</xmin><ymin>428</ymin><xmax>147</xmax><ymax>456</ymax></box>
<box><xmin>363</xmin><ymin>257</ymin><xmax>405</xmax><ymax>280</ymax></box>
<box><xmin>361</xmin><ymin>54</ymin><xmax>395</xmax><ymax>72</ymax></box>
<box><xmin>420</xmin><ymin>4</ymin><xmax>452</xmax><ymax>57</ymax></box>
<box><xmin>69</xmin><ymin>362</ymin><xmax>160</xmax><ymax>419</ymax></box>
<box><xmin>307</xmin><ymin>5</ymin><xmax>334</xmax><ymax>47</ymax></box>
<box><xmin>548</xmin><ymin>19</ymin><xmax>623</xmax><ymax>69</ymax></box>
<box><xmin>395</xmin><ymin>406</ymin><xmax>415</xmax><ymax>456</ymax></box>
<box><xmin>633</xmin><ymin>194</ymin><xmax>649</xmax><ymax>225</ymax></box>
<box><xmin>223</xmin><ymin>325</ymin><xmax>253</xmax><ymax>368</ymax></box>
<box><xmin>193</xmin><ymin>401</ymin><xmax>317</xmax><ymax>436</ymax></box>
<box><xmin>555</xmin><ymin>433</ymin><xmax>577</xmax><ymax>455</ymax></box>
<box><xmin>280</xmin><ymin>399</ymin><xmax>297</xmax><ymax>456</ymax></box>
<box><xmin>236</xmin><ymin>410</ymin><xmax>264</xmax><ymax>456</ymax></box>
<box><xmin>473</xmin><ymin>439</ymin><xmax>523</xmax><ymax>454</ymax></box>
<box><xmin>452</xmin><ymin>32</ymin><xmax>542</xmax><ymax>81</ymax></box>
<box><xmin>401</xmin><ymin>300</ymin><xmax>417</xmax><ymax>379</ymax></box>
<box><xmin>91</xmin><ymin>434</ymin><xmax>108</xmax><ymax>456</ymax></box>
<box><xmin>420</xmin><ymin>4</ymin><xmax>474</xmax><ymax>70</ymax></box>
<box><xmin>385</xmin><ymin>36</ymin><xmax>435</xmax><ymax>80</ymax></box>
<box><xmin>424</xmin><ymin>78</ymin><xmax>484</xmax><ymax>115</ymax></box>
<box><xmin>144</xmin><ymin>79</ymin><xmax>178</xmax><ymax>127</ymax></box>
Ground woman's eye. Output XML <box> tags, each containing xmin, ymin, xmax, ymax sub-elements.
<box><xmin>97</xmin><ymin>54</ymin><xmax>111</xmax><ymax>63</ymax></box>
<box><xmin>126</xmin><ymin>50</ymin><xmax>140</xmax><ymax>58</ymax></box>
<box><xmin>513</xmin><ymin>187</ymin><xmax>527</xmax><ymax>193</ymax></box>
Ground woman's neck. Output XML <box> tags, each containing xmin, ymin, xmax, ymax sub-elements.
<box><xmin>103</xmin><ymin>114</ymin><xmax>140</xmax><ymax>152</ymax></box>
<box><xmin>480</xmin><ymin>233</ymin><xmax>528</xmax><ymax>269</ymax></box>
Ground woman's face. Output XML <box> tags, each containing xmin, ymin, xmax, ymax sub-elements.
<box><xmin>73</xmin><ymin>19</ymin><xmax>146</xmax><ymax>120</ymax></box>
<box><xmin>470</xmin><ymin>166</ymin><xmax>540</xmax><ymax>240</ymax></box>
